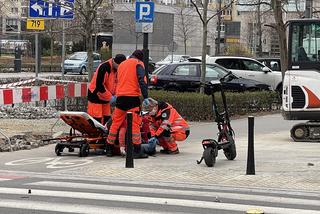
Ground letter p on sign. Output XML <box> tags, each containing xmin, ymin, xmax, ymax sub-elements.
<box><xmin>139</xmin><ymin>4</ymin><xmax>150</xmax><ymax>20</ymax></box>
<box><xmin>135</xmin><ymin>2</ymin><xmax>154</xmax><ymax>23</ymax></box>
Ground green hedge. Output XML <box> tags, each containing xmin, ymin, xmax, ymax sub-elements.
<box><xmin>149</xmin><ymin>90</ymin><xmax>280</xmax><ymax>121</ymax></box>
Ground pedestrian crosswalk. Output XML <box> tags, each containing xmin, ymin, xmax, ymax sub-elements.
<box><xmin>0</xmin><ymin>178</ymin><xmax>319</xmax><ymax>214</ymax></box>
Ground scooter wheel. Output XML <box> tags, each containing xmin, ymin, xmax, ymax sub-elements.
<box><xmin>55</xmin><ymin>144</ymin><xmax>63</xmax><ymax>156</ymax></box>
<box><xmin>203</xmin><ymin>147</ymin><xmax>216</xmax><ymax>167</ymax></box>
<box><xmin>224</xmin><ymin>142</ymin><xmax>237</xmax><ymax>160</ymax></box>
<box><xmin>79</xmin><ymin>144</ymin><xmax>90</xmax><ymax>157</ymax></box>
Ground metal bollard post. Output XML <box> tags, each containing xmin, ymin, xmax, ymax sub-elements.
<box><xmin>125</xmin><ymin>112</ymin><xmax>134</xmax><ymax>168</ymax></box>
<box><xmin>246</xmin><ymin>116</ymin><xmax>255</xmax><ymax>175</ymax></box>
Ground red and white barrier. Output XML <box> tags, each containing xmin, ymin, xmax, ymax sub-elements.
<box><xmin>0</xmin><ymin>83</ymin><xmax>88</xmax><ymax>105</ymax></box>
<box><xmin>0</xmin><ymin>79</ymin><xmax>37</xmax><ymax>89</ymax></box>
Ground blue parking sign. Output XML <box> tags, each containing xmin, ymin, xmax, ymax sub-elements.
<box><xmin>135</xmin><ymin>1</ymin><xmax>154</xmax><ymax>23</ymax></box>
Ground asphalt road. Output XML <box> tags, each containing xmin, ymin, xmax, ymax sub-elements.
<box><xmin>0</xmin><ymin>173</ymin><xmax>319</xmax><ymax>214</ymax></box>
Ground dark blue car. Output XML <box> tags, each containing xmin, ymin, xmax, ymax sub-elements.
<box><xmin>149</xmin><ymin>62</ymin><xmax>271</xmax><ymax>92</ymax></box>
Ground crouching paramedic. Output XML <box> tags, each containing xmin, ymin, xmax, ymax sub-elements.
<box><xmin>142</xmin><ymin>98</ymin><xmax>190</xmax><ymax>155</ymax></box>
<box><xmin>106</xmin><ymin>50</ymin><xmax>149</xmax><ymax>158</ymax></box>
<box><xmin>87</xmin><ymin>54</ymin><xmax>126</xmax><ymax>124</ymax></box>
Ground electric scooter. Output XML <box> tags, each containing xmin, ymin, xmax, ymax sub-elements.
<box><xmin>197</xmin><ymin>72</ymin><xmax>237</xmax><ymax>167</ymax></box>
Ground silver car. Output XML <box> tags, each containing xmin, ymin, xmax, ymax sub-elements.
<box><xmin>63</xmin><ymin>52</ymin><xmax>101</xmax><ymax>74</ymax></box>
<box><xmin>155</xmin><ymin>54</ymin><xmax>190</xmax><ymax>68</ymax></box>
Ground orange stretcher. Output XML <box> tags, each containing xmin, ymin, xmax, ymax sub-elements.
<box><xmin>50</xmin><ymin>111</ymin><xmax>111</xmax><ymax>157</ymax></box>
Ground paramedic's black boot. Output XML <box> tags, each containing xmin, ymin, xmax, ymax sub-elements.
<box><xmin>106</xmin><ymin>144</ymin><xmax>114</xmax><ymax>157</ymax></box>
<box><xmin>133</xmin><ymin>144</ymin><xmax>148</xmax><ymax>159</ymax></box>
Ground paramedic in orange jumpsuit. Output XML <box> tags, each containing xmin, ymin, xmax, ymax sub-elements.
<box><xmin>142</xmin><ymin>98</ymin><xmax>190</xmax><ymax>154</ymax></box>
<box><xmin>106</xmin><ymin>50</ymin><xmax>149</xmax><ymax>158</ymax></box>
<box><xmin>87</xmin><ymin>54</ymin><xmax>126</xmax><ymax>125</ymax></box>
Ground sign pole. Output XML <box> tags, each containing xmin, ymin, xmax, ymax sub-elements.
<box><xmin>62</xmin><ymin>20</ymin><xmax>68</xmax><ymax>111</ymax></box>
<box><xmin>35</xmin><ymin>33</ymin><xmax>39</xmax><ymax>78</ymax></box>
<box><xmin>143</xmin><ymin>33</ymin><xmax>149</xmax><ymax>82</ymax></box>
<box><xmin>62</xmin><ymin>20</ymin><xmax>65</xmax><ymax>79</ymax></box>
<box><xmin>135</xmin><ymin>1</ymin><xmax>154</xmax><ymax>81</ymax></box>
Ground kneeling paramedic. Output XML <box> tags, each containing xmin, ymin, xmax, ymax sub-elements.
<box><xmin>87</xmin><ymin>54</ymin><xmax>126</xmax><ymax>125</ymax></box>
<box><xmin>106</xmin><ymin>50</ymin><xmax>149</xmax><ymax>158</ymax></box>
<box><xmin>142</xmin><ymin>98</ymin><xmax>190</xmax><ymax>155</ymax></box>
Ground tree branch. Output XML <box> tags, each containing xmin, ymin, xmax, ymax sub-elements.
<box><xmin>207</xmin><ymin>0</ymin><xmax>235</xmax><ymax>23</ymax></box>
<box><xmin>190</xmin><ymin>0</ymin><xmax>205</xmax><ymax>24</ymax></box>
<box><xmin>236</xmin><ymin>1</ymin><xmax>271</xmax><ymax>6</ymax></box>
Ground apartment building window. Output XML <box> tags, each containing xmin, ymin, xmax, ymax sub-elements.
<box><xmin>221</xmin><ymin>9</ymin><xmax>231</xmax><ymax>16</ymax></box>
<box><xmin>21</xmin><ymin>7</ymin><xmax>28</xmax><ymax>17</ymax></box>
<box><xmin>11</xmin><ymin>7</ymin><xmax>18</xmax><ymax>14</ymax></box>
<box><xmin>6</xmin><ymin>18</ymin><xmax>18</xmax><ymax>32</ymax></box>
<box><xmin>217</xmin><ymin>22</ymin><xmax>225</xmax><ymax>32</ymax></box>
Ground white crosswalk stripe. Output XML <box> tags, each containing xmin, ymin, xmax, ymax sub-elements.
<box><xmin>0</xmin><ymin>179</ymin><xmax>318</xmax><ymax>214</ymax></box>
<box><xmin>27</xmin><ymin>181</ymin><xmax>320</xmax><ymax>207</ymax></box>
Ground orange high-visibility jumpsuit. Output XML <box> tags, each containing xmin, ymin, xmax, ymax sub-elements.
<box><xmin>87</xmin><ymin>59</ymin><xmax>117</xmax><ymax>124</ymax></box>
<box><xmin>148</xmin><ymin>102</ymin><xmax>190</xmax><ymax>152</ymax></box>
<box><xmin>107</xmin><ymin>57</ymin><xmax>148</xmax><ymax>146</ymax></box>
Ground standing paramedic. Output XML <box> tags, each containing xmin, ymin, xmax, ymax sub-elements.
<box><xmin>87</xmin><ymin>54</ymin><xmax>126</xmax><ymax>125</ymax></box>
<box><xmin>106</xmin><ymin>50</ymin><xmax>149</xmax><ymax>159</ymax></box>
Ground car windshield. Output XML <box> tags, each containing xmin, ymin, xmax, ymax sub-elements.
<box><xmin>153</xmin><ymin>64</ymin><xmax>168</xmax><ymax>74</ymax></box>
<box><xmin>69</xmin><ymin>52</ymin><xmax>87</xmax><ymax>60</ymax></box>
<box><xmin>206</xmin><ymin>64</ymin><xmax>238</xmax><ymax>79</ymax></box>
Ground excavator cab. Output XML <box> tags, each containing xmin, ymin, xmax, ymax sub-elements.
<box><xmin>282</xmin><ymin>19</ymin><xmax>320</xmax><ymax>141</ymax></box>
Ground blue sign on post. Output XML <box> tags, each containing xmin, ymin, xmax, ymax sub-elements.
<box><xmin>29</xmin><ymin>0</ymin><xmax>74</xmax><ymax>19</ymax></box>
<box><xmin>135</xmin><ymin>1</ymin><xmax>154</xmax><ymax>23</ymax></box>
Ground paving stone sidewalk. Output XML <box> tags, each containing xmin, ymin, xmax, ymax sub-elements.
<box><xmin>53</xmin><ymin>131</ymin><xmax>320</xmax><ymax>192</ymax></box>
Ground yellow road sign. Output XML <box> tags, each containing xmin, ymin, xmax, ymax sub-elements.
<box><xmin>27</xmin><ymin>19</ymin><xmax>45</xmax><ymax>30</ymax></box>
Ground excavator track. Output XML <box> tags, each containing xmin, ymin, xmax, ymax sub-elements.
<box><xmin>291</xmin><ymin>121</ymin><xmax>320</xmax><ymax>142</ymax></box>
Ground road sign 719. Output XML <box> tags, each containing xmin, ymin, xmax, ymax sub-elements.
<box><xmin>27</xmin><ymin>19</ymin><xmax>45</xmax><ymax>30</ymax></box>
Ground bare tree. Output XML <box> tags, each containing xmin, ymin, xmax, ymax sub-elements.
<box><xmin>74</xmin><ymin>0</ymin><xmax>105</xmax><ymax>81</ymax></box>
<box><xmin>272</xmin><ymin>0</ymin><xmax>287</xmax><ymax>79</ymax></box>
<box><xmin>174</xmin><ymin>6</ymin><xmax>196</xmax><ymax>54</ymax></box>
<box><xmin>237</xmin><ymin>0</ymin><xmax>288</xmax><ymax>77</ymax></box>
<box><xmin>190</xmin><ymin>0</ymin><xmax>234</xmax><ymax>93</ymax></box>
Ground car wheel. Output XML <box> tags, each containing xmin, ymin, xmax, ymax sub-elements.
<box><xmin>80</xmin><ymin>67</ymin><xmax>86</xmax><ymax>75</ymax></box>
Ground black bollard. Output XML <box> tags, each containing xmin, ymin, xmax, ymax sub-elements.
<box><xmin>125</xmin><ymin>112</ymin><xmax>134</xmax><ymax>168</ymax></box>
<box><xmin>246</xmin><ymin>116</ymin><xmax>255</xmax><ymax>175</ymax></box>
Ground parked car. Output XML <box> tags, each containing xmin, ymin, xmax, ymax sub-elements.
<box><xmin>63</xmin><ymin>52</ymin><xmax>101</xmax><ymax>74</ymax></box>
<box><xmin>193</xmin><ymin>56</ymin><xmax>282</xmax><ymax>92</ymax></box>
<box><xmin>149</xmin><ymin>62</ymin><xmax>271</xmax><ymax>92</ymax></box>
<box><xmin>257</xmin><ymin>57</ymin><xmax>281</xmax><ymax>72</ymax></box>
<box><xmin>155</xmin><ymin>54</ymin><xmax>191</xmax><ymax>68</ymax></box>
